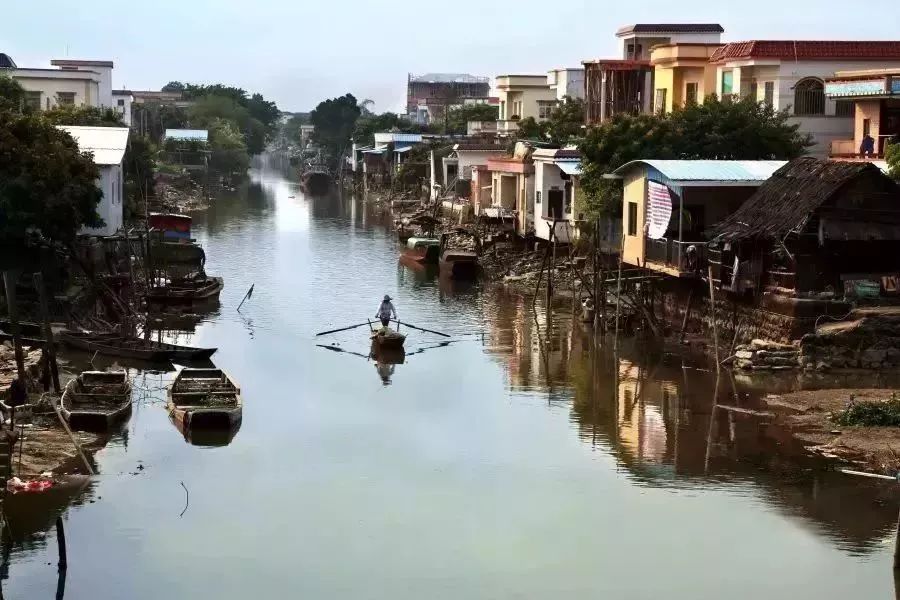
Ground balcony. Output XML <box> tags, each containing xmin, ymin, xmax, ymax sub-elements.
<box><xmin>645</xmin><ymin>238</ymin><xmax>705</xmax><ymax>277</ymax></box>
<box><xmin>497</xmin><ymin>120</ymin><xmax>520</xmax><ymax>134</ymax></box>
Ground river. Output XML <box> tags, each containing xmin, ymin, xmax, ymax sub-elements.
<box><xmin>4</xmin><ymin>155</ymin><xmax>900</xmax><ymax>598</ymax></box>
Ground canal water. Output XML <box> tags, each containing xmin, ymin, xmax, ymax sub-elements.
<box><xmin>5</xmin><ymin>155</ymin><xmax>900</xmax><ymax>598</ymax></box>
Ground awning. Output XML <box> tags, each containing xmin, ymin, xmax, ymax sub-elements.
<box><xmin>395</xmin><ymin>146</ymin><xmax>414</xmax><ymax>154</ymax></box>
<box><xmin>557</xmin><ymin>161</ymin><xmax>581</xmax><ymax>176</ymax></box>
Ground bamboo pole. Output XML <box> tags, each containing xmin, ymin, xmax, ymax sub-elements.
<box><xmin>708</xmin><ymin>265</ymin><xmax>720</xmax><ymax>374</ymax></box>
<box><xmin>614</xmin><ymin>234</ymin><xmax>624</xmax><ymax>348</ymax></box>
<box><xmin>50</xmin><ymin>395</ymin><xmax>95</xmax><ymax>476</ymax></box>
<box><xmin>33</xmin><ymin>273</ymin><xmax>60</xmax><ymax>393</ymax></box>
<box><xmin>1</xmin><ymin>271</ymin><xmax>26</xmax><ymax>384</ymax></box>
<box><xmin>56</xmin><ymin>516</ymin><xmax>67</xmax><ymax>571</ymax></box>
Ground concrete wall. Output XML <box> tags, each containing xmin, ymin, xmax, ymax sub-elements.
<box><xmin>81</xmin><ymin>164</ymin><xmax>123</xmax><ymax>236</ymax></box>
<box><xmin>622</xmin><ymin>168</ymin><xmax>647</xmax><ymax>266</ymax></box>
<box><xmin>114</xmin><ymin>93</ymin><xmax>132</xmax><ymax>126</ymax></box>
<box><xmin>534</xmin><ymin>161</ymin><xmax>574</xmax><ymax>242</ymax></box>
<box><xmin>13</xmin><ymin>72</ymin><xmax>100</xmax><ymax>110</ymax></box>
<box><xmin>457</xmin><ymin>150</ymin><xmax>505</xmax><ymax>179</ymax></box>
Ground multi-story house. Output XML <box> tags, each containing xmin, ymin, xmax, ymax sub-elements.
<box><xmin>495</xmin><ymin>75</ymin><xmax>557</xmax><ymax>135</ymax></box>
<box><xmin>406</xmin><ymin>73</ymin><xmax>491</xmax><ymax>125</ymax></box>
<box><xmin>825</xmin><ymin>68</ymin><xmax>900</xmax><ymax>159</ymax></box>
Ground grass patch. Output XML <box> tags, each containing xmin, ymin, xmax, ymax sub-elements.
<box><xmin>832</xmin><ymin>394</ymin><xmax>900</xmax><ymax>426</ymax></box>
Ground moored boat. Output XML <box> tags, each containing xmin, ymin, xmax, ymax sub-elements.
<box><xmin>168</xmin><ymin>368</ymin><xmax>242</xmax><ymax>430</ymax></box>
<box><xmin>300</xmin><ymin>170</ymin><xmax>331</xmax><ymax>195</ymax></box>
<box><xmin>438</xmin><ymin>250</ymin><xmax>480</xmax><ymax>280</ymax></box>
<box><xmin>147</xmin><ymin>276</ymin><xmax>224</xmax><ymax>305</ymax></box>
<box><xmin>60</xmin><ymin>371</ymin><xmax>132</xmax><ymax>431</ymax></box>
<box><xmin>399</xmin><ymin>237</ymin><xmax>441</xmax><ymax>268</ymax></box>
<box><xmin>59</xmin><ymin>330</ymin><xmax>217</xmax><ymax>362</ymax></box>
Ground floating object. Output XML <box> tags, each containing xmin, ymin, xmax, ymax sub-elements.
<box><xmin>6</xmin><ymin>477</ymin><xmax>53</xmax><ymax>494</ymax></box>
<box><xmin>60</xmin><ymin>370</ymin><xmax>132</xmax><ymax>431</ymax></box>
<box><xmin>59</xmin><ymin>330</ymin><xmax>217</xmax><ymax>362</ymax></box>
<box><xmin>237</xmin><ymin>283</ymin><xmax>255</xmax><ymax>311</ymax></box>
<box><xmin>168</xmin><ymin>368</ymin><xmax>242</xmax><ymax>431</ymax></box>
<box><xmin>147</xmin><ymin>276</ymin><xmax>224</xmax><ymax>305</ymax></box>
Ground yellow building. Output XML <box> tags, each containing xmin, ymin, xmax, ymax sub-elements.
<box><xmin>825</xmin><ymin>69</ymin><xmax>900</xmax><ymax>158</ymax></box>
<box><xmin>649</xmin><ymin>43</ymin><xmax>721</xmax><ymax>113</ymax></box>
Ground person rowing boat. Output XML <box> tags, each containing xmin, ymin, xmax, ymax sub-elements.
<box><xmin>375</xmin><ymin>295</ymin><xmax>397</xmax><ymax>329</ymax></box>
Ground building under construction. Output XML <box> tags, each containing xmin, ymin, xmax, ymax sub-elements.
<box><xmin>406</xmin><ymin>73</ymin><xmax>492</xmax><ymax>125</ymax></box>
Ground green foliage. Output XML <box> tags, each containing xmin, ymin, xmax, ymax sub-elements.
<box><xmin>578</xmin><ymin>95</ymin><xmax>813</xmax><ymax>218</ymax></box>
<box><xmin>132</xmin><ymin>102</ymin><xmax>189</xmax><ymax>140</ymax></box>
<box><xmin>0</xmin><ymin>75</ymin><xmax>26</xmax><ymax>112</ymax></box>
<box><xmin>123</xmin><ymin>133</ymin><xmax>157</xmax><ymax>220</ymax></box>
<box><xmin>207</xmin><ymin>119</ymin><xmax>250</xmax><ymax>174</ymax></box>
<box><xmin>188</xmin><ymin>95</ymin><xmax>267</xmax><ymax>155</ymax></box>
<box><xmin>887</xmin><ymin>143</ymin><xmax>900</xmax><ymax>181</ymax></box>
<box><xmin>516</xmin><ymin>117</ymin><xmax>545</xmax><ymax>141</ymax></box>
<box><xmin>310</xmin><ymin>93</ymin><xmax>362</xmax><ymax>161</ymax></box>
<box><xmin>353</xmin><ymin>111</ymin><xmax>424</xmax><ymax>146</ymax></box>
<box><xmin>832</xmin><ymin>395</ymin><xmax>900</xmax><ymax>426</ymax></box>
<box><xmin>42</xmin><ymin>104</ymin><xmax>124</xmax><ymax>126</ymax></box>
<box><xmin>162</xmin><ymin>81</ymin><xmax>186</xmax><ymax>92</ymax></box>
<box><xmin>443</xmin><ymin>103</ymin><xmax>498</xmax><ymax>135</ymax></box>
<box><xmin>0</xmin><ymin>110</ymin><xmax>103</xmax><ymax>244</ymax></box>
<box><xmin>545</xmin><ymin>98</ymin><xmax>585</xmax><ymax>146</ymax></box>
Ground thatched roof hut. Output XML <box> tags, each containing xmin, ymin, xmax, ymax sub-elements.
<box><xmin>708</xmin><ymin>158</ymin><xmax>900</xmax><ymax>242</ymax></box>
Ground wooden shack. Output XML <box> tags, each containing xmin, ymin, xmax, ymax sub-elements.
<box><xmin>708</xmin><ymin>158</ymin><xmax>900</xmax><ymax>300</ymax></box>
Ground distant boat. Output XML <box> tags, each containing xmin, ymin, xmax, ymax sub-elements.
<box><xmin>147</xmin><ymin>276</ymin><xmax>224</xmax><ymax>305</ymax></box>
<box><xmin>300</xmin><ymin>169</ymin><xmax>331</xmax><ymax>195</ymax></box>
<box><xmin>60</xmin><ymin>370</ymin><xmax>132</xmax><ymax>431</ymax></box>
<box><xmin>168</xmin><ymin>368</ymin><xmax>242</xmax><ymax>430</ymax></box>
<box><xmin>59</xmin><ymin>330</ymin><xmax>217</xmax><ymax>362</ymax></box>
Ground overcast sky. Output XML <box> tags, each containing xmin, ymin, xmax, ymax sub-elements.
<box><xmin>3</xmin><ymin>0</ymin><xmax>899</xmax><ymax>113</ymax></box>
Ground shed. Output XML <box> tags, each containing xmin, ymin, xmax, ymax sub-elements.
<box><xmin>58</xmin><ymin>125</ymin><xmax>130</xmax><ymax>237</ymax></box>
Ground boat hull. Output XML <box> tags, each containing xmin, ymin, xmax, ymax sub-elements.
<box><xmin>60</xmin><ymin>372</ymin><xmax>132</xmax><ymax>432</ymax></box>
<box><xmin>439</xmin><ymin>258</ymin><xmax>480</xmax><ymax>280</ymax></box>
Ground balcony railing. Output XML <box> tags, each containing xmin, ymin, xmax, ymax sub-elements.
<box><xmin>645</xmin><ymin>238</ymin><xmax>705</xmax><ymax>276</ymax></box>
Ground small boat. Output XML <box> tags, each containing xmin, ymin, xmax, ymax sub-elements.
<box><xmin>169</xmin><ymin>413</ymin><xmax>240</xmax><ymax>447</ymax></box>
<box><xmin>399</xmin><ymin>237</ymin><xmax>441</xmax><ymax>268</ymax></box>
<box><xmin>60</xmin><ymin>371</ymin><xmax>132</xmax><ymax>431</ymax></box>
<box><xmin>59</xmin><ymin>330</ymin><xmax>217</xmax><ymax>362</ymax></box>
<box><xmin>300</xmin><ymin>169</ymin><xmax>331</xmax><ymax>195</ymax></box>
<box><xmin>371</xmin><ymin>327</ymin><xmax>406</xmax><ymax>350</ymax></box>
<box><xmin>151</xmin><ymin>240</ymin><xmax>206</xmax><ymax>266</ymax></box>
<box><xmin>147</xmin><ymin>276</ymin><xmax>224</xmax><ymax>305</ymax></box>
<box><xmin>168</xmin><ymin>368</ymin><xmax>242</xmax><ymax>430</ymax></box>
<box><xmin>439</xmin><ymin>250</ymin><xmax>480</xmax><ymax>280</ymax></box>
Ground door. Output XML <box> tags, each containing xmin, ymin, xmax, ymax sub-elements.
<box><xmin>547</xmin><ymin>189</ymin><xmax>564</xmax><ymax>221</ymax></box>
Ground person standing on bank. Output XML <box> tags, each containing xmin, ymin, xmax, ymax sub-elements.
<box><xmin>376</xmin><ymin>295</ymin><xmax>397</xmax><ymax>328</ymax></box>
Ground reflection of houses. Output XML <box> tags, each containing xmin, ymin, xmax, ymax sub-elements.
<box><xmin>710</xmin><ymin>41</ymin><xmax>900</xmax><ymax>156</ymax></box>
<box><xmin>708</xmin><ymin>158</ymin><xmax>900</xmax><ymax>301</ymax></box>
<box><xmin>825</xmin><ymin>69</ymin><xmax>900</xmax><ymax>159</ymax></box>
<box><xmin>584</xmin><ymin>24</ymin><xmax>724</xmax><ymax>124</ymax></box>
<box><xmin>58</xmin><ymin>125</ymin><xmax>130</xmax><ymax>237</ymax></box>
<box><xmin>487</xmin><ymin>143</ymin><xmax>535</xmax><ymax>235</ymax></box>
<box><xmin>610</xmin><ymin>160</ymin><xmax>785</xmax><ymax>276</ymax></box>
<box><xmin>531</xmin><ymin>148</ymin><xmax>582</xmax><ymax>242</ymax></box>
<box><xmin>495</xmin><ymin>75</ymin><xmax>557</xmax><ymax>135</ymax></box>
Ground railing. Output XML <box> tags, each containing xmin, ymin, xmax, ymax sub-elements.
<box><xmin>645</xmin><ymin>238</ymin><xmax>706</xmax><ymax>275</ymax></box>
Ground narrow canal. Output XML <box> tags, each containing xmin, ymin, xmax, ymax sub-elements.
<box><xmin>5</xmin><ymin>155</ymin><xmax>900</xmax><ymax>598</ymax></box>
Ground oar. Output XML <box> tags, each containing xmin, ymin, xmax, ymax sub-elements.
<box><xmin>390</xmin><ymin>320</ymin><xmax>450</xmax><ymax>338</ymax></box>
<box><xmin>315</xmin><ymin>322</ymin><xmax>372</xmax><ymax>337</ymax></box>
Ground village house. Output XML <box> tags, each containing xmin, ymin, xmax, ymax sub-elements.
<box><xmin>609</xmin><ymin>160</ymin><xmax>786</xmax><ymax>276</ymax></box>
<box><xmin>495</xmin><ymin>75</ymin><xmax>557</xmax><ymax>135</ymax></box>
<box><xmin>487</xmin><ymin>143</ymin><xmax>536</xmax><ymax>235</ymax></box>
<box><xmin>825</xmin><ymin>69</ymin><xmax>900</xmax><ymax>159</ymax></box>
<box><xmin>584</xmin><ymin>24</ymin><xmax>724</xmax><ymax>124</ymax></box>
<box><xmin>709</xmin><ymin>41</ymin><xmax>900</xmax><ymax>156</ymax></box>
<box><xmin>58</xmin><ymin>125</ymin><xmax>130</xmax><ymax>237</ymax></box>
<box><xmin>112</xmin><ymin>89</ymin><xmax>133</xmax><ymax>126</ymax></box>
<box><xmin>406</xmin><ymin>72</ymin><xmax>492</xmax><ymax>125</ymax></box>
<box><xmin>708</xmin><ymin>158</ymin><xmax>900</xmax><ymax>300</ymax></box>
<box><xmin>649</xmin><ymin>43</ymin><xmax>721</xmax><ymax>113</ymax></box>
<box><xmin>1</xmin><ymin>55</ymin><xmax>115</xmax><ymax>112</ymax></box>
<box><xmin>531</xmin><ymin>148</ymin><xmax>582</xmax><ymax>243</ymax></box>
<box><xmin>547</xmin><ymin>68</ymin><xmax>585</xmax><ymax>101</ymax></box>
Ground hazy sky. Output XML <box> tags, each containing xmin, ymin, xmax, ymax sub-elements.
<box><xmin>3</xmin><ymin>0</ymin><xmax>899</xmax><ymax>113</ymax></box>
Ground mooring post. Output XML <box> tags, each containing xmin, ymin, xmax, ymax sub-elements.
<box><xmin>614</xmin><ymin>235</ymin><xmax>624</xmax><ymax>348</ymax></box>
<box><xmin>56</xmin><ymin>516</ymin><xmax>67</xmax><ymax>571</ymax></box>
<box><xmin>894</xmin><ymin>505</ymin><xmax>900</xmax><ymax>570</ymax></box>
<box><xmin>1</xmin><ymin>271</ymin><xmax>27</xmax><ymax>385</ymax></box>
<box><xmin>33</xmin><ymin>273</ymin><xmax>60</xmax><ymax>393</ymax></box>
<box><xmin>708</xmin><ymin>265</ymin><xmax>720</xmax><ymax>374</ymax></box>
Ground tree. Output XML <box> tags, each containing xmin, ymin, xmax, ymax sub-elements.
<box><xmin>162</xmin><ymin>81</ymin><xmax>186</xmax><ymax>93</ymax></box>
<box><xmin>515</xmin><ymin>117</ymin><xmax>545</xmax><ymax>141</ymax></box>
<box><xmin>443</xmin><ymin>103</ymin><xmax>498</xmax><ymax>135</ymax></box>
<box><xmin>545</xmin><ymin>98</ymin><xmax>585</xmax><ymax>146</ymax></box>
<box><xmin>886</xmin><ymin>142</ymin><xmax>900</xmax><ymax>181</ymax></box>
<box><xmin>188</xmin><ymin>95</ymin><xmax>267</xmax><ymax>155</ymax></box>
<box><xmin>42</xmin><ymin>104</ymin><xmax>124</xmax><ymax>126</ymax></box>
<box><xmin>0</xmin><ymin>75</ymin><xmax>26</xmax><ymax>112</ymax></box>
<box><xmin>353</xmin><ymin>111</ymin><xmax>422</xmax><ymax>146</ymax></box>
<box><xmin>207</xmin><ymin>119</ymin><xmax>250</xmax><ymax>174</ymax></box>
<box><xmin>578</xmin><ymin>96</ymin><xmax>812</xmax><ymax>218</ymax></box>
<box><xmin>0</xmin><ymin>110</ymin><xmax>103</xmax><ymax>245</ymax></box>
<box><xmin>310</xmin><ymin>93</ymin><xmax>362</xmax><ymax>163</ymax></box>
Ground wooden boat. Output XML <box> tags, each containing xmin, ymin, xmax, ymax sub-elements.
<box><xmin>60</xmin><ymin>371</ymin><xmax>132</xmax><ymax>431</ymax></box>
<box><xmin>151</xmin><ymin>239</ymin><xmax>205</xmax><ymax>265</ymax></box>
<box><xmin>169</xmin><ymin>412</ymin><xmax>240</xmax><ymax>447</ymax></box>
<box><xmin>168</xmin><ymin>368</ymin><xmax>242</xmax><ymax>430</ymax></box>
<box><xmin>147</xmin><ymin>276</ymin><xmax>224</xmax><ymax>305</ymax></box>
<box><xmin>300</xmin><ymin>169</ymin><xmax>331</xmax><ymax>195</ymax></box>
<box><xmin>439</xmin><ymin>250</ymin><xmax>480</xmax><ymax>280</ymax></box>
<box><xmin>371</xmin><ymin>327</ymin><xmax>406</xmax><ymax>350</ymax></box>
<box><xmin>59</xmin><ymin>330</ymin><xmax>217</xmax><ymax>362</ymax></box>
<box><xmin>399</xmin><ymin>237</ymin><xmax>441</xmax><ymax>268</ymax></box>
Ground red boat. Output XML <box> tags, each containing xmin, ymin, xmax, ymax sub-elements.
<box><xmin>399</xmin><ymin>237</ymin><xmax>441</xmax><ymax>269</ymax></box>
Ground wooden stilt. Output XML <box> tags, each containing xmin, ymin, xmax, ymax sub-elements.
<box><xmin>614</xmin><ymin>235</ymin><xmax>624</xmax><ymax>348</ymax></box>
<box><xmin>680</xmin><ymin>287</ymin><xmax>695</xmax><ymax>343</ymax></box>
<box><xmin>33</xmin><ymin>273</ymin><xmax>60</xmax><ymax>393</ymax></box>
<box><xmin>1</xmin><ymin>272</ymin><xmax>27</xmax><ymax>384</ymax></box>
<box><xmin>708</xmin><ymin>265</ymin><xmax>720</xmax><ymax>373</ymax></box>
<box><xmin>56</xmin><ymin>516</ymin><xmax>67</xmax><ymax>571</ymax></box>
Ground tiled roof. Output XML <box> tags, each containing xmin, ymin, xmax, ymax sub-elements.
<box><xmin>711</xmin><ymin>41</ymin><xmax>900</xmax><ymax>63</ymax></box>
<box><xmin>617</xmin><ymin>23</ymin><xmax>724</xmax><ymax>35</ymax></box>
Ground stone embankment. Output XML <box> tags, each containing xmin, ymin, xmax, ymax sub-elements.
<box><xmin>733</xmin><ymin>339</ymin><xmax>801</xmax><ymax>371</ymax></box>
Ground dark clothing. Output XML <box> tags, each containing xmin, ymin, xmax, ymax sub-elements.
<box><xmin>860</xmin><ymin>135</ymin><xmax>876</xmax><ymax>156</ymax></box>
<box><xmin>380</xmin><ymin>317</ymin><xmax>390</xmax><ymax>327</ymax></box>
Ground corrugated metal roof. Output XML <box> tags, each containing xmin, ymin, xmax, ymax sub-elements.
<box><xmin>57</xmin><ymin>126</ymin><xmax>129</xmax><ymax>165</ymax></box>
<box><xmin>612</xmin><ymin>160</ymin><xmax>787</xmax><ymax>182</ymax></box>
<box><xmin>164</xmin><ymin>129</ymin><xmax>209</xmax><ymax>142</ymax></box>
<box><xmin>557</xmin><ymin>161</ymin><xmax>582</xmax><ymax>176</ymax></box>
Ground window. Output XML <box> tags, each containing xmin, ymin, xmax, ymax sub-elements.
<box><xmin>500</xmin><ymin>101</ymin><xmax>506</xmax><ymax>120</ymax></box>
<box><xmin>654</xmin><ymin>88</ymin><xmax>667</xmax><ymax>113</ymax></box>
<box><xmin>564</xmin><ymin>182</ymin><xmax>573</xmax><ymax>215</ymax></box>
<box><xmin>117</xmin><ymin>99</ymin><xmax>125</xmax><ymax>107</ymax></box>
<box><xmin>627</xmin><ymin>202</ymin><xmax>638</xmax><ymax>236</ymax></box>
<box><xmin>24</xmin><ymin>91</ymin><xmax>41</xmax><ymax>111</ymax></box>
<box><xmin>835</xmin><ymin>100</ymin><xmax>854</xmax><ymax>118</ymax></box>
<box><xmin>538</xmin><ymin>101</ymin><xmax>555</xmax><ymax>119</ymax></box>
<box><xmin>764</xmin><ymin>82</ymin><xmax>775</xmax><ymax>107</ymax></box>
<box><xmin>56</xmin><ymin>92</ymin><xmax>75</xmax><ymax>106</ymax></box>
<box><xmin>685</xmin><ymin>82</ymin><xmax>698</xmax><ymax>105</ymax></box>
<box><xmin>627</xmin><ymin>44</ymin><xmax>635</xmax><ymax>58</ymax></box>
<box><xmin>536</xmin><ymin>191</ymin><xmax>541</xmax><ymax>204</ymax></box>
<box><xmin>863</xmin><ymin>118</ymin><xmax>871</xmax><ymax>137</ymax></box>
<box><xmin>721</xmin><ymin>71</ymin><xmax>733</xmax><ymax>96</ymax></box>
<box><xmin>793</xmin><ymin>78</ymin><xmax>825</xmax><ymax>116</ymax></box>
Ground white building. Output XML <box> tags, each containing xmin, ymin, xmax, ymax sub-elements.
<box><xmin>113</xmin><ymin>89</ymin><xmax>133</xmax><ymax>126</ymax></box>
<box><xmin>711</xmin><ymin>41</ymin><xmax>900</xmax><ymax>156</ymax></box>
<box><xmin>547</xmin><ymin>68</ymin><xmax>585</xmax><ymax>101</ymax></box>
<box><xmin>58</xmin><ymin>126</ymin><xmax>130</xmax><ymax>237</ymax></box>
<box><xmin>51</xmin><ymin>59</ymin><xmax>114</xmax><ymax>107</ymax></box>
<box><xmin>532</xmin><ymin>148</ymin><xmax>581</xmax><ymax>242</ymax></box>
<box><xmin>5</xmin><ymin>56</ymin><xmax>118</xmax><ymax>113</ymax></box>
